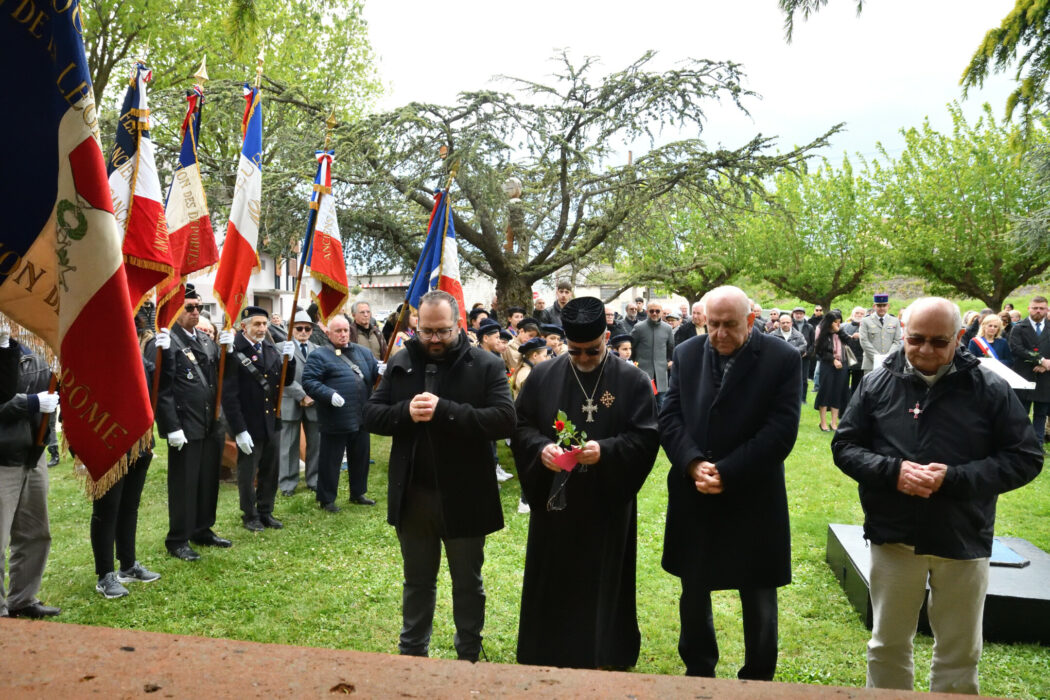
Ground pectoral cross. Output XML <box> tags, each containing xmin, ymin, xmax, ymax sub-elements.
<box><xmin>582</xmin><ymin>398</ymin><xmax>598</xmax><ymax>423</ymax></box>
<box><xmin>908</xmin><ymin>402</ymin><xmax>923</xmax><ymax>420</ymax></box>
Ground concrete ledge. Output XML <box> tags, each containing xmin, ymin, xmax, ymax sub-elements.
<box><xmin>0</xmin><ymin>619</ymin><xmax>964</xmax><ymax>698</ymax></box>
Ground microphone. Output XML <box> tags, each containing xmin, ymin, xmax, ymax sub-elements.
<box><xmin>425</xmin><ymin>363</ymin><xmax>438</xmax><ymax>394</ymax></box>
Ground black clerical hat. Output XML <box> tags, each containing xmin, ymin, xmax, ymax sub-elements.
<box><xmin>561</xmin><ymin>297</ymin><xmax>606</xmax><ymax>342</ymax></box>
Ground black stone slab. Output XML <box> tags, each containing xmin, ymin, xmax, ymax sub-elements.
<box><xmin>826</xmin><ymin>523</ymin><xmax>1050</xmax><ymax>645</ymax></box>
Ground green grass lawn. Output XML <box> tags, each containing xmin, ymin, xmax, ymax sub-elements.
<box><xmin>36</xmin><ymin>406</ymin><xmax>1050</xmax><ymax>698</ymax></box>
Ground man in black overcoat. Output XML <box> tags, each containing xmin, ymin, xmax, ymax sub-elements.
<box><xmin>1008</xmin><ymin>295</ymin><xmax>1050</xmax><ymax>441</ymax></box>
<box><xmin>363</xmin><ymin>290</ymin><xmax>515</xmax><ymax>662</ymax></box>
<box><xmin>660</xmin><ymin>285</ymin><xmax>801</xmax><ymax>681</ymax></box>
<box><xmin>221</xmin><ymin>306</ymin><xmax>295</xmax><ymax>532</ymax></box>
<box><xmin>512</xmin><ymin>296</ymin><xmax>659</xmax><ymax>669</ymax></box>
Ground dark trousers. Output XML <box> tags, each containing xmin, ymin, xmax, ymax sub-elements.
<box><xmin>800</xmin><ymin>357</ymin><xmax>810</xmax><ymax>402</ymax></box>
<box><xmin>679</xmin><ymin>583</ymin><xmax>779</xmax><ymax>681</ymax></box>
<box><xmin>237</xmin><ymin>433</ymin><xmax>278</xmax><ymax>519</ymax></box>
<box><xmin>396</xmin><ymin>487</ymin><xmax>485</xmax><ymax>660</ymax></box>
<box><xmin>166</xmin><ymin>433</ymin><xmax>222</xmax><ymax>549</ymax></box>
<box><xmin>1022</xmin><ymin>399</ymin><xmax>1050</xmax><ymax>441</ymax></box>
<box><xmin>91</xmin><ymin>452</ymin><xmax>151</xmax><ymax>577</ymax></box>
<box><xmin>316</xmin><ymin>429</ymin><xmax>369</xmax><ymax>505</ymax></box>
<box><xmin>848</xmin><ymin>367</ymin><xmax>864</xmax><ymax>398</ymax></box>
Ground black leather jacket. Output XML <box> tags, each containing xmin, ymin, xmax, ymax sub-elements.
<box><xmin>832</xmin><ymin>348</ymin><xmax>1042</xmax><ymax>558</ymax></box>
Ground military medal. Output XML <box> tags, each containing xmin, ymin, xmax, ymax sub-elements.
<box><xmin>251</xmin><ymin>355</ymin><xmax>258</xmax><ymax>362</ymax></box>
<box><xmin>908</xmin><ymin>402</ymin><xmax>922</xmax><ymax>419</ymax></box>
<box><xmin>335</xmin><ymin>349</ymin><xmax>342</xmax><ymax>356</ymax></box>
<box><xmin>186</xmin><ymin>369</ymin><xmax>194</xmax><ymax>380</ymax></box>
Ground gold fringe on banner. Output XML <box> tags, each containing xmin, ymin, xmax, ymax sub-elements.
<box><xmin>72</xmin><ymin>428</ymin><xmax>154</xmax><ymax>500</ymax></box>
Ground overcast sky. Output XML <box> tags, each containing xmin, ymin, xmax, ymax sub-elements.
<box><xmin>361</xmin><ymin>0</ymin><xmax>1018</xmax><ymax>163</ymax></box>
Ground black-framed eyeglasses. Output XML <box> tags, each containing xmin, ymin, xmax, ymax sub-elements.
<box><xmin>184</xmin><ymin>304</ymin><xmax>203</xmax><ymax>312</ymax></box>
<box><xmin>567</xmin><ymin>346</ymin><xmax>603</xmax><ymax>356</ymax></box>
<box><xmin>905</xmin><ymin>335</ymin><xmax>953</xmax><ymax>349</ymax></box>
<box><xmin>418</xmin><ymin>327</ymin><xmax>455</xmax><ymax>340</ymax></box>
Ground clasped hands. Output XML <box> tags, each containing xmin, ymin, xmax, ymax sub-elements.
<box><xmin>897</xmin><ymin>459</ymin><xmax>946</xmax><ymax>498</ymax></box>
<box><xmin>409</xmin><ymin>392</ymin><xmax>439</xmax><ymax>423</ymax></box>
<box><xmin>540</xmin><ymin>441</ymin><xmax>600</xmax><ymax>472</ymax></box>
<box><xmin>1034</xmin><ymin>358</ymin><xmax>1050</xmax><ymax>373</ymax></box>
<box><xmin>689</xmin><ymin>460</ymin><xmax>722</xmax><ymax>494</ymax></box>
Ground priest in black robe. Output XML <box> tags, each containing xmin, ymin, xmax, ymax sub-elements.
<box><xmin>512</xmin><ymin>296</ymin><xmax>659</xmax><ymax>669</ymax></box>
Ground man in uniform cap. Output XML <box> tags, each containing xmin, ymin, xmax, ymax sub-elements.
<box><xmin>220</xmin><ymin>306</ymin><xmax>296</xmax><ymax>531</ymax></box>
<box><xmin>277</xmin><ymin>310</ymin><xmax>321</xmax><ymax>496</ymax></box>
<box><xmin>154</xmin><ymin>285</ymin><xmax>231</xmax><ymax>559</ymax></box>
<box><xmin>512</xmin><ymin>296</ymin><xmax>659</xmax><ymax>669</ymax></box>
<box><xmin>860</xmin><ymin>293</ymin><xmax>902</xmax><ymax>374</ymax></box>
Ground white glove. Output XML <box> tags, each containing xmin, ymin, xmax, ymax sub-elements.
<box><xmin>331</xmin><ymin>392</ymin><xmax>345</xmax><ymax>407</ymax></box>
<box><xmin>235</xmin><ymin>430</ymin><xmax>254</xmax><ymax>455</ymax></box>
<box><xmin>155</xmin><ymin>328</ymin><xmax>171</xmax><ymax>350</ymax></box>
<box><xmin>376</xmin><ymin>362</ymin><xmax>387</xmax><ymax>376</ymax></box>
<box><xmin>37</xmin><ymin>392</ymin><xmax>59</xmax><ymax>414</ymax></box>
<box><xmin>219</xmin><ymin>330</ymin><xmax>235</xmax><ymax>353</ymax></box>
<box><xmin>0</xmin><ymin>325</ymin><xmax>9</xmax><ymax>348</ymax></box>
<box><xmin>279</xmin><ymin>340</ymin><xmax>295</xmax><ymax>358</ymax></box>
<box><xmin>167</xmin><ymin>429</ymin><xmax>187</xmax><ymax>450</ymax></box>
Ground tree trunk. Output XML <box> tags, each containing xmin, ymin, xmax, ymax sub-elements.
<box><xmin>495</xmin><ymin>273</ymin><xmax>535</xmax><ymax>316</ymax></box>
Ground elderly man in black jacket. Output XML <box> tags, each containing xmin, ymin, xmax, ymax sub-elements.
<box><xmin>221</xmin><ymin>306</ymin><xmax>295</xmax><ymax>532</ymax></box>
<box><xmin>364</xmin><ymin>290</ymin><xmax>515</xmax><ymax>663</ymax></box>
<box><xmin>660</xmin><ymin>285</ymin><xmax>801</xmax><ymax>681</ymax></box>
<box><xmin>832</xmin><ymin>297</ymin><xmax>1042</xmax><ymax>695</ymax></box>
<box><xmin>302</xmin><ymin>315</ymin><xmax>378</xmax><ymax>511</ymax></box>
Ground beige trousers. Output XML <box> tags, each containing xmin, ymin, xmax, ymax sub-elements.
<box><xmin>867</xmin><ymin>542</ymin><xmax>989</xmax><ymax>695</ymax></box>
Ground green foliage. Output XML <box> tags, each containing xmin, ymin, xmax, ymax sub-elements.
<box><xmin>961</xmin><ymin>0</ymin><xmax>1050</xmax><ymax>140</ymax></box>
<box><xmin>615</xmin><ymin>187</ymin><xmax>755</xmax><ymax>302</ymax></box>
<box><xmin>778</xmin><ymin>0</ymin><xmax>865</xmax><ymax>42</ymax></box>
<box><xmin>333</xmin><ymin>52</ymin><xmax>838</xmax><ymax>309</ymax></box>
<box><xmin>747</xmin><ymin>156</ymin><xmax>880</xmax><ymax>309</ymax></box>
<box><xmin>83</xmin><ymin>0</ymin><xmax>380</xmax><ymax>265</ymax></box>
<box><xmin>40</xmin><ymin>417</ymin><xmax>1050</xmax><ymax>696</ymax></box>
<box><xmin>873</xmin><ymin>103</ymin><xmax>1050</xmax><ymax>310</ymax></box>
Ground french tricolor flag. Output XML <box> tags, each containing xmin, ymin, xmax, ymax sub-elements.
<box><xmin>404</xmin><ymin>189</ymin><xmax>467</xmax><ymax>329</ymax></box>
<box><xmin>302</xmin><ymin>149</ymin><xmax>349</xmax><ymax>322</ymax></box>
<box><xmin>156</xmin><ymin>84</ymin><xmax>218</xmax><ymax>330</ymax></box>
<box><xmin>213</xmin><ymin>84</ymin><xmax>263</xmax><ymax>329</ymax></box>
<box><xmin>1</xmin><ymin>1</ymin><xmax>154</xmax><ymax>496</ymax></box>
<box><xmin>107</xmin><ymin>62</ymin><xmax>176</xmax><ymax>313</ymax></box>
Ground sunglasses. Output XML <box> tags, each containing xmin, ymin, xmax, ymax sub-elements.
<box><xmin>905</xmin><ymin>335</ymin><xmax>953</xmax><ymax>349</ymax></box>
<box><xmin>567</xmin><ymin>347</ymin><xmax>603</xmax><ymax>356</ymax></box>
<box><xmin>184</xmin><ymin>304</ymin><xmax>203</xmax><ymax>312</ymax></box>
<box><xmin>293</xmin><ymin>325</ymin><xmax>312</xmax><ymax>333</ymax></box>
<box><xmin>648</xmin><ymin>309</ymin><xmax>662</xmax><ymax>314</ymax></box>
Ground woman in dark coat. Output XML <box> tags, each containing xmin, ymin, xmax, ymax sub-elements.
<box><xmin>814</xmin><ymin>311</ymin><xmax>851</xmax><ymax>431</ymax></box>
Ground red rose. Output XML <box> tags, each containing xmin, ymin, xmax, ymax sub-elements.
<box><xmin>554</xmin><ymin>420</ymin><xmax>565</xmax><ymax>431</ymax></box>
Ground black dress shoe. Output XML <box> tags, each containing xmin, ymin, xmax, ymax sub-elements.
<box><xmin>320</xmin><ymin>502</ymin><xmax>341</xmax><ymax>513</ymax></box>
<box><xmin>168</xmin><ymin>544</ymin><xmax>201</xmax><ymax>561</ymax></box>
<box><xmin>259</xmin><ymin>514</ymin><xmax>283</xmax><ymax>529</ymax></box>
<box><xmin>192</xmin><ymin>533</ymin><xmax>232</xmax><ymax>548</ymax></box>
<box><xmin>242</xmin><ymin>517</ymin><xmax>265</xmax><ymax>532</ymax></box>
<box><xmin>280</xmin><ymin>488</ymin><xmax>295</xmax><ymax>497</ymax></box>
<box><xmin>350</xmin><ymin>495</ymin><xmax>376</xmax><ymax>506</ymax></box>
<box><xmin>8</xmin><ymin>602</ymin><xmax>61</xmax><ymax>618</ymax></box>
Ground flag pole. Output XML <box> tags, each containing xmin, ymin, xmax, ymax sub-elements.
<box><xmin>215</xmin><ymin>47</ymin><xmax>264</xmax><ymax>421</ymax></box>
<box><xmin>152</xmin><ymin>56</ymin><xmax>209</xmax><ymax>414</ymax></box>
<box><xmin>375</xmin><ymin>157</ymin><xmax>459</xmax><ymax>388</ymax></box>
<box><xmin>275</xmin><ymin>111</ymin><xmax>336</xmax><ymax>418</ymax></box>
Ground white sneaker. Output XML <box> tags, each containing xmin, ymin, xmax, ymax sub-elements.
<box><xmin>495</xmin><ymin>464</ymin><xmax>514</xmax><ymax>482</ymax></box>
<box><xmin>517</xmin><ymin>500</ymin><xmax>530</xmax><ymax>514</ymax></box>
